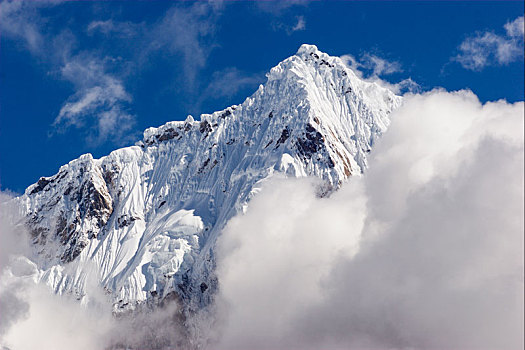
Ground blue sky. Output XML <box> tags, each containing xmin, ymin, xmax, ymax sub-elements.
<box><xmin>0</xmin><ymin>0</ymin><xmax>523</xmax><ymax>193</ymax></box>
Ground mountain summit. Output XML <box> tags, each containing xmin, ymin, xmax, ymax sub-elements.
<box><xmin>14</xmin><ymin>45</ymin><xmax>401</xmax><ymax>313</ymax></box>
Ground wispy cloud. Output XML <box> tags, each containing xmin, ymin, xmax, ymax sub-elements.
<box><xmin>1</xmin><ymin>1</ymin><xmax>136</xmax><ymax>145</ymax></box>
<box><xmin>88</xmin><ymin>2</ymin><xmax>224</xmax><ymax>93</ymax></box>
<box><xmin>87</xmin><ymin>20</ymin><xmax>138</xmax><ymax>38</ymax></box>
<box><xmin>257</xmin><ymin>1</ymin><xmax>309</xmax><ymax>35</ymax></box>
<box><xmin>148</xmin><ymin>2</ymin><xmax>222</xmax><ymax>90</ymax></box>
<box><xmin>291</xmin><ymin>16</ymin><xmax>306</xmax><ymax>32</ymax></box>
<box><xmin>204</xmin><ymin>67</ymin><xmax>264</xmax><ymax>100</ymax></box>
<box><xmin>255</xmin><ymin>0</ymin><xmax>310</xmax><ymax>15</ymax></box>
<box><xmin>342</xmin><ymin>52</ymin><xmax>403</xmax><ymax>76</ymax></box>
<box><xmin>1</xmin><ymin>1</ymin><xmax>225</xmax><ymax>145</ymax></box>
<box><xmin>341</xmin><ymin>53</ymin><xmax>418</xmax><ymax>94</ymax></box>
<box><xmin>0</xmin><ymin>0</ymin><xmax>54</xmax><ymax>54</ymax></box>
<box><xmin>53</xmin><ymin>57</ymin><xmax>135</xmax><ymax>145</ymax></box>
<box><xmin>361</xmin><ymin>52</ymin><xmax>403</xmax><ymax>76</ymax></box>
<box><xmin>454</xmin><ymin>16</ymin><xmax>524</xmax><ymax>71</ymax></box>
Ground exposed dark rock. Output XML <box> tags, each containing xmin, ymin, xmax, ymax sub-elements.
<box><xmin>197</xmin><ymin>158</ymin><xmax>210</xmax><ymax>174</ymax></box>
<box><xmin>320</xmin><ymin>59</ymin><xmax>334</xmax><ymax>68</ymax></box>
<box><xmin>30</xmin><ymin>177</ymin><xmax>51</xmax><ymax>195</ymax></box>
<box><xmin>199</xmin><ymin>121</ymin><xmax>212</xmax><ymax>137</ymax></box>
<box><xmin>117</xmin><ymin>215</ymin><xmax>139</xmax><ymax>228</ymax></box>
<box><xmin>274</xmin><ymin>127</ymin><xmax>290</xmax><ymax>148</ymax></box>
<box><xmin>219</xmin><ymin>109</ymin><xmax>232</xmax><ymax>119</ymax></box>
<box><xmin>295</xmin><ymin>123</ymin><xmax>335</xmax><ymax>168</ymax></box>
<box><xmin>295</xmin><ymin>123</ymin><xmax>324</xmax><ymax>158</ymax></box>
<box><xmin>26</xmin><ymin>163</ymin><xmax>114</xmax><ymax>264</ymax></box>
<box><xmin>157</xmin><ymin>128</ymin><xmax>180</xmax><ymax>142</ymax></box>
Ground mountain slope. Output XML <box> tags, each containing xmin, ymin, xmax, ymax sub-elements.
<box><xmin>14</xmin><ymin>44</ymin><xmax>402</xmax><ymax>312</ymax></box>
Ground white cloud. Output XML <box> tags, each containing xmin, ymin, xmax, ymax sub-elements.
<box><xmin>52</xmin><ymin>57</ymin><xmax>135</xmax><ymax>145</ymax></box>
<box><xmin>341</xmin><ymin>53</ymin><xmax>418</xmax><ymax>94</ymax></box>
<box><xmin>455</xmin><ymin>16</ymin><xmax>524</xmax><ymax>71</ymax></box>
<box><xmin>1</xmin><ymin>90</ymin><xmax>522</xmax><ymax>349</ymax></box>
<box><xmin>204</xmin><ymin>67</ymin><xmax>264</xmax><ymax>100</ymax></box>
<box><xmin>0</xmin><ymin>0</ymin><xmax>58</xmax><ymax>54</ymax></box>
<box><xmin>505</xmin><ymin>16</ymin><xmax>525</xmax><ymax>38</ymax></box>
<box><xmin>0</xmin><ymin>1</ymin><xmax>60</xmax><ymax>54</ymax></box>
<box><xmin>1</xmin><ymin>2</ymin><xmax>228</xmax><ymax>142</ymax></box>
<box><xmin>256</xmin><ymin>1</ymin><xmax>309</xmax><ymax>35</ymax></box>
<box><xmin>86</xmin><ymin>2</ymin><xmax>225</xmax><ymax>94</ymax></box>
<box><xmin>256</xmin><ymin>0</ymin><xmax>309</xmax><ymax>15</ymax></box>
<box><xmin>0</xmin><ymin>192</ymin><xmax>186</xmax><ymax>349</ymax></box>
<box><xmin>342</xmin><ymin>52</ymin><xmax>403</xmax><ymax>76</ymax></box>
<box><xmin>362</xmin><ymin>53</ymin><xmax>403</xmax><ymax>76</ymax></box>
<box><xmin>86</xmin><ymin>20</ymin><xmax>137</xmax><ymax>37</ymax></box>
<box><xmin>0</xmin><ymin>1</ymin><xmax>137</xmax><ymax>146</ymax></box>
<box><xmin>215</xmin><ymin>90</ymin><xmax>524</xmax><ymax>350</ymax></box>
<box><xmin>291</xmin><ymin>16</ymin><xmax>306</xmax><ymax>32</ymax></box>
<box><xmin>148</xmin><ymin>2</ymin><xmax>222</xmax><ymax>90</ymax></box>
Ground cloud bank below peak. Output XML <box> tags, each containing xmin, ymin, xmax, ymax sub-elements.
<box><xmin>215</xmin><ymin>89</ymin><xmax>524</xmax><ymax>350</ymax></box>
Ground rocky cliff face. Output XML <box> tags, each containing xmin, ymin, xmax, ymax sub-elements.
<box><xmin>14</xmin><ymin>44</ymin><xmax>401</xmax><ymax>313</ymax></box>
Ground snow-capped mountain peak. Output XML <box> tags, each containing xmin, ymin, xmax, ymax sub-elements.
<box><xmin>12</xmin><ymin>45</ymin><xmax>401</xmax><ymax>313</ymax></box>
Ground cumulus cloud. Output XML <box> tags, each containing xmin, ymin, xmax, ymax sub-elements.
<box><xmin>0</xmin><ymin>268</ymin><xmax>185</xmax><ymax>350</ymax></box>
<box><xmin>215</xmin><ymin>90</ymin><xmax>524</xmax><ymax>350</ymax></box>
<box><xmin>0</xmin><ymin>192</ymin><xmax>111</xmax><ymax>349</ymax></box>
<box><xmin>0</xmin><ymin>192</ymin><xmax>186</xmax><ymax>350</ymax></box>
<box><xmin>455</xmin><ymin>16</ymin><xmax>524</xmax><ymax>71</ymax></box>
<box><xmin>0</xmin><ymin>276</ymin><xmax>113</xmax><ymax>350</ymax></box>
<box><xmin>1</xmin><ymin>90</ymin><xmax>522</xmax><ymax>350</ymax></box>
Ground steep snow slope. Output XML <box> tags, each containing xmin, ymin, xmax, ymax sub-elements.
<box><xmin>14</xmin><ymin>44</ymin><xmax>401</xmax><ymax>311</ymax></box>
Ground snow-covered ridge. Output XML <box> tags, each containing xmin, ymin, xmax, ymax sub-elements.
<box><xmin>14</xmin><ymin>44</ymin><xmax>401</xmax><ymax>313</ymax></box>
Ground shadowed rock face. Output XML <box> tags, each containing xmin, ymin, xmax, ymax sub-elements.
<box><xmin>295</xmin><ymin>123</ymin><xmax>335</xmax><ymax>168</ymax></box>
<box><xmin>24</xmin><ymin>155</ymin><xmax>113</xmax><ymax>263</ymax></box>
<box><xmin>14</xmin><ymin>45</ymin><xmax>401</xmax><ymax>325</ymax></box>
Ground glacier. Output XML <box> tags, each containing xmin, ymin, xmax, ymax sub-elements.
<box><xmin>9</xmin><ymin>44</ymin><xmax>402</xmax><ymax>317</ymax></box>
